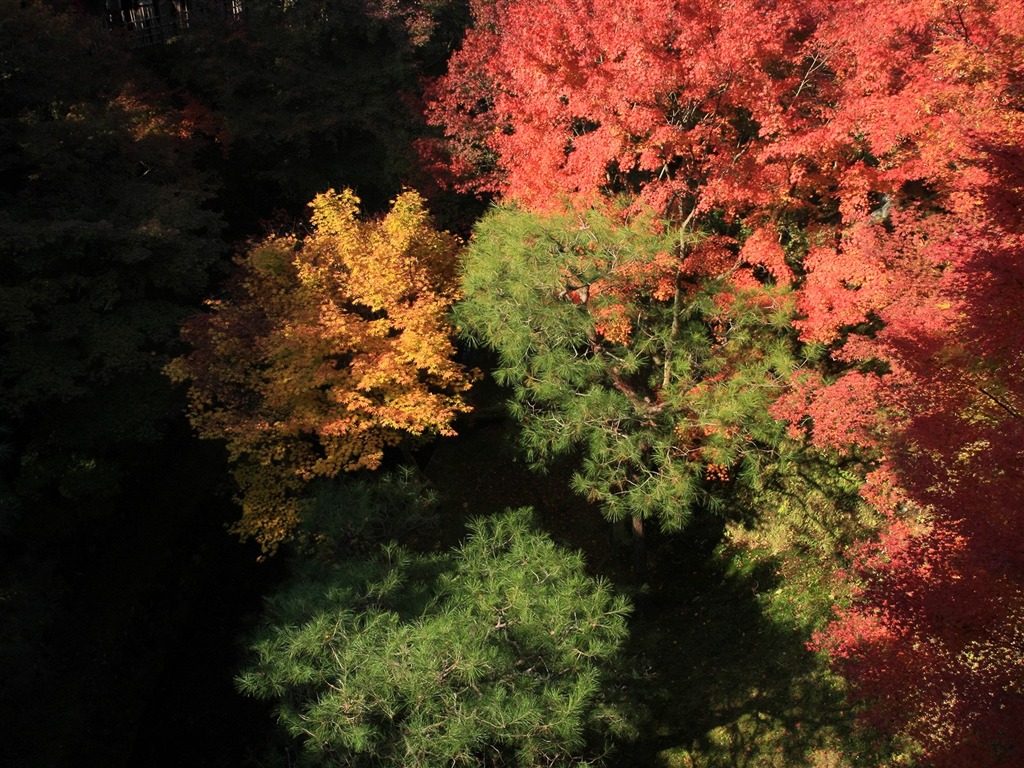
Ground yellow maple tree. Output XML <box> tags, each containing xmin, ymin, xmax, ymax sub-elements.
<box><xmin>167</xmin><ymin>189</ymin><xmax>474</xmax><ymax>553</ymax></box>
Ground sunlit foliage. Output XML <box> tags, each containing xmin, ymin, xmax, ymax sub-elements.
<box><xmin>430</xmin><ymin>0</ymin><xmax>1024</xmax><ymax>760</ymax></box>
<box><xmin>457</xmin><ymin>203</ymin><xmax>797</xmax><ymax>569</ymax></box>
<box><xmin>238</xmin><ymin>506</ymin><xmax>631</xmax><ymax>767</ymax></box>
<box><xmin>168</xmin><ymin>189</ymin><xmax>474</xmax><ymax>553</ymax></box>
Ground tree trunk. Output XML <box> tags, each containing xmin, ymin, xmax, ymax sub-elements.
<box><xmin>631</xmin><ymin>514</ymin><xmax>647</xmax><ymax>581</ymax></box>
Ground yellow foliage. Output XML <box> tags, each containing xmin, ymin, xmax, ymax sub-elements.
<box><xmin>169</xmin><ymin>189</ymin><xmax>475</xmax><ymax>553</ymax></box>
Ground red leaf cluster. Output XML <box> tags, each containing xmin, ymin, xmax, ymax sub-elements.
<box><xmin>428</xmin><ymin>0</ymin><xmax>1024</xmax><ymax>762</ymax></box>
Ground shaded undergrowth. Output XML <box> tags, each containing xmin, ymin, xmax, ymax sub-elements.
<box><xmin>612</xmin><ymin>521</ymin><xmax>866</xmax><ymax>768</ymax></box>
<box><xmin>422</xmin><ymin>391</ymin><xmax>882</xmax><ymax>767</ymax></box>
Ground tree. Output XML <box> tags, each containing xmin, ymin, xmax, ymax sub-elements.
<box><xmin>167</xmin><ymin>189</ymin><xmax>475</xmax><ymax>553</ymax></box>
<box><xmin>426</xmin><ymin>0</ymin><xmax>834</xmax><ymax>217</ymax></box>
<box><xmin>431</xmin><ymin>0</ymin><xmax>1024</xmax><ymax>760</ymax></box>
<box><xmin>457</xmin><ymin>203</ymin><xmax>796</xmax><ymax>575</ymax></box>
<box><xmin>237</xmin><ymin>505</ymin><xmax>632</xmax><ymax>767</ymax></box>
<box><xmin>772</xmin><ymin>3</ymin><xmax>1024</xmax><ymax>764</ymax></box>
<box><xmin>426</xmin><ymin>0</ymin><xmax>835</xmax><ymax>577</ymax></box>
<box><xmin>155</xmin><ymin>0</ymin><xmax>472</xmax><ymax>229</ymax></box>
<box><xmin>0</xmin><ymin>1</ymin><xmax>223</xmax><ymax>504</ymax></box>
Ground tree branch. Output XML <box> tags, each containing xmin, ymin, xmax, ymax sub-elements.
<box><xmin>977</xmin><ymin>385</ymin><xmax>1022</xmax><ymax>419</ymax></box>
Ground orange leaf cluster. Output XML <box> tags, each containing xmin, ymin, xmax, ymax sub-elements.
<box><xmin>168</xmin><ymin>189</ymin><xmax>474</xmax><ymax>553</ymax></box>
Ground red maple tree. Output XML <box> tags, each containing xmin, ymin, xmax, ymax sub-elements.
<box><xmin>783</xmin><ymin>5</ymin><xmax>1024</xmax><ymax>763</ymax></box>
<box><xmin>428</xmin><ymin>0</ymin><xmax>1024</xmax><ymax>762</ymax></box>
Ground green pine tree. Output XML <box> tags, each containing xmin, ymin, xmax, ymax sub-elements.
<box><xmin>455</xmin><ymin>204</ymin><xmax>798</xmax><ymax>575</ymax></box>
<box><xmin>238</xmin><ymin>501</ymin><xmax>632</xmax><ymax>767</ymax></box>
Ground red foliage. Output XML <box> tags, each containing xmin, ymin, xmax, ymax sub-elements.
<box><xmin>429</xmin><ymin>0</ymin><xmax>1024</xmax><ymax>762</ymax></box>
<box><xmin>794</xmin><ymin>4</ymin><xmax>1024</xmax><ymax>763</ymax></box>
<box><xmin>429</xmin><ymin>0</ymin><xmax>830</xmax><ymax>214</ymax></box>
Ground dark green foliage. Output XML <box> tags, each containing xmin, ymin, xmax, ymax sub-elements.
<box><xmin>617</xmin><ymin>518</ymin><xmax>887</xmax><ymax>768</ymax></box>
<box><xmin>0</xmin><ymin>2</ymin><xmax>223</xmax><ymax>502</ymax></box>
<box><xmin>456</xmin><ymin>205</ymin><xmax>797</xmax><ymax>533</ymax></box>
<box><xmin>238</xmin><ymin>500</ymin><xmax>632</xmax><ymax>767</ymax></box>
<box><xmin>722</xmin><ymin>447</ymin><xmax>882</xmax><ymax>633</ymax></box>
<box><xmin>155</xmin><ymin>0</ymin><xmax>470</xmax><ymax>226</ymax></box>
<box><xmin>295</xmin><ymin>467</ymin><xmax>443</xmax><ymax>561</ymax></box>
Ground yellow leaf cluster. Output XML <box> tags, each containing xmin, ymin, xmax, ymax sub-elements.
<box><xmin>169</xmin><ymin>189</ymin><xmax>475</xmax><ymax>554</ymax></box>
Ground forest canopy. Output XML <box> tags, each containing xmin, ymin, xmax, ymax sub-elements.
<box><xmin>1</xmin><ymin>1</ymin><xmax>1021</xmax><ymax>767</ymax></box>
<box><xmin>427</xmin><ymin>0</ymin><xmax>1024</xmax><ymax>764</ymax></box>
